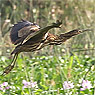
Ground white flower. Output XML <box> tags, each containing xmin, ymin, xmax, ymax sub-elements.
<box><xmin>63</xmin><ymin>81</ymin><xmax>74</xmax><ymax>89</ymax></box>
<box><xmin>2</xmin><ymin>82</ymin><xmax>8</xmax><ymax>86</ymax></box>
<box><xmin>22</xmin><ymin>80</ymin><xmax>37</xmax><ymax>90</ymax></box>
<box><xmin>80</xmin><ymin>80</ymin><xmax>92</xmax><ymax>91</ymax></box>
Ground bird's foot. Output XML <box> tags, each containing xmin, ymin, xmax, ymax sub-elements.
<box><xmin>52</xmin><ymin>20</ymin><xmax>62</xmax><ymax>28</ymax></box>
<box><xmin>2</xmin><ymin>64</ymin><xmax>14</xmax><ymax>75</ymax></box>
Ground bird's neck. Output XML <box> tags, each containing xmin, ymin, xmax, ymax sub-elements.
<box><xmin>40</xmin><ymin>25</ymin><xmax>55</xmax><ymax>34</ymax></box>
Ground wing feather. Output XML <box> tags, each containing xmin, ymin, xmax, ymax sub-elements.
<box><xmin>10</xmin><ymin>20</ymin><xmax>40</xmax><ymax>45</ymax></box>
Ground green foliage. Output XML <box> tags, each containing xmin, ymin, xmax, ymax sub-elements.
<box><xmin>0</xmin><ymin>55</ymin><xmax>95</xmax><ymax>95</ymax></box>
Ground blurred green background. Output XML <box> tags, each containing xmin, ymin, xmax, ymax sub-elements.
<box><xmin>0</xmin><ymin>0</ymin><xmax>95</xmax><ymax>95</ymax></box>
<box><xmin>1</xmin><ymin>0</ymin><xmax>95</xmax><ymax>57</ymax></box>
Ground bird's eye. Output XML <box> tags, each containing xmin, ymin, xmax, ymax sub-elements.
<box><xmin>78</xmin><ymin>30</ymin><xmax>82</xmax><ymax>32</ymax></box>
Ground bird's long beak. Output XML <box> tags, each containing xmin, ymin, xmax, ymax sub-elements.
<box><xmin>80</xmin><ymin>28</ymin><xmax>93</xmax><ymax>32</ymax></box>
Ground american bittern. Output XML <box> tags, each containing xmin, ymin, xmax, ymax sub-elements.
<box><xmin>3</xmin><ymin>20</ymin><xmax>91</xmax><ymax>75</ymax></box>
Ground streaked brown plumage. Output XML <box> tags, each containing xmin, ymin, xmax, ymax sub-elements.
<box><xmin>3</xmin><ymin>20</ymin><xmax>91</xmax><ymax>75</ymax></box>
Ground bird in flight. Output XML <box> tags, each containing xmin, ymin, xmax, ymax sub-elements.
<box><xmin>3</xmin><ymin>19</ymin><xmax>91</xmax><ymax>75</ymax></box>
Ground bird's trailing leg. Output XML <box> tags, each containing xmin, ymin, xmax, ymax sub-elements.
<box><xmin>2</xmin><ymin>53</ymin><xmax>18</xmax><ymax>75</ymax></box>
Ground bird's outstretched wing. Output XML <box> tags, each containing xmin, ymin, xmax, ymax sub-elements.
<box><xmin>21</xmin><ymin>20</ymin><xmax>62</xmax><ymax>45</ymax></box>
<box><xmin>10</xmin><ymin>20</ymin><xmax>40</xmax><ymax>45</ymax></box>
